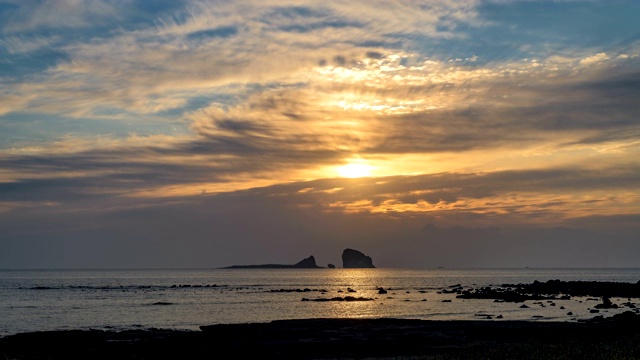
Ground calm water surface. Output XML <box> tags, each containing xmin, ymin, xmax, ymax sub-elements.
<box><xmin>1</xmin><ymin>268</ymin><xmax>639</xmax><ymax>335</ymax></box>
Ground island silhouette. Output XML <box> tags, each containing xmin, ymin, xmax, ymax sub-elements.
<box><xmin>222</xmin><ymin>249</ymin><xmax>375</xmax><ymax>269</ymax></box>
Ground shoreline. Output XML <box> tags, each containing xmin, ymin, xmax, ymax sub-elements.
<box><xmin>2</xmin><ymin>313</ymin><xmax>640</xmax><ymax>359</ymax></box>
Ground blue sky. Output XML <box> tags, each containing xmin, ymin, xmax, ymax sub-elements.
<box><xmin>1</xmin><ymin>0</ymin><xmax>639</xmax><ymax>268</ymax></box>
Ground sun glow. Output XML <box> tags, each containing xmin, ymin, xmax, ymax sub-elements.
<box><xmin>337</xmin><ymin>162</ymin><xmax>373</xmax><ymax>178</ymax></box>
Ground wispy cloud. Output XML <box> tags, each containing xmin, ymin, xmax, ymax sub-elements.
<box><xmin>1</xmin><ymin>0</ymin><xmax>639</xmax><ymax>267</ymax></box>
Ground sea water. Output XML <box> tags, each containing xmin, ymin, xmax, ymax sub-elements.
<box><xmin>1</xmin><ymin>268</ymin><xmax>639</xmax><ymax>336</ymax></box>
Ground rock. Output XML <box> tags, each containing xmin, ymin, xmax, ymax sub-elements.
<box><xmin>327</xmin><ymin>264</ymin><xmax>336</xmax><ymax>268</ymax></box>
<box><xmin>377</xmin><ymin>287</ymin><xmax>388</xmax><ymax>294</ymax></box>
<box><xmin>223</xmin><ymin>255</ymin><xmax>322</xmax><ymax>269</ymax></box>
<box><xmin>623</xmin><ymin>302</ymin><xmax>636</xmax><ymax>308</ymax></box>
<box><xmin>294</xmin><ymin>256</ymin><xmax>321</xmax><ymax>268</ymax></box>
<box><xmin>342</xmin><ymin>248</ymin><xmax>375</xmax><ymax>268</ymax></box>
<box><xmin>590</xmin><ymin>309</ymin><xmax>600</xmax><ymax>313</ymax></box>
<box><xmin>567</xmin><ymin>312</ymin><xmax>573</xmax><ymax>315</ymax></box>
<box><xmin>609</xmin><ymin>311</ymin><xmax>640</xmax><ymax>324</ymax></box>
<box><xmin>520</xmin><ymin>304</ymin><xmax>529</xmax><ymax>308</ymax></box>
<box><xmin>302</xmin><ymin>296</ymin><xmax>374</xmax><ymax>302</ymax></box>
<box><xmin>594</xmin><ymin>297</ymin><xmax>618</xmax><ymax>309</ymax></box>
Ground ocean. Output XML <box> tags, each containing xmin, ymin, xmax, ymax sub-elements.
<box><xmin>1</xmin><ymin>268</ymin><xmax>639</xmax><ymax>336</ymax></box>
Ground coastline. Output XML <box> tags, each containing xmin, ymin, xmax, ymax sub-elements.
<box><xmin>2</xmin><ymin>313</ymin><xmax>640</xmax><ymax>359</ymax></box>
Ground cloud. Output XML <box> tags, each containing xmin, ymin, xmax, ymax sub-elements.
<box><xmin>580</xmin><ymin>52</ymin><xmax>610</xmax><ymax>65</ymax></box>
<box><xmin>1</xmin><ymin>48</ymin><xmax>639</xmax><ymax>209</ymax></box>
<box><xmin>1</xmin><ymin>168</ymin><xmax>638</xmax><ymax>268</ymax></box>
<box><xmin>0</xmin><ymin>0</ymin><xmax>484</xmax><ymax>120</ymax></box>
<box><xmin>0</xmin><ymin>1</ymin><xmax>639</xmax><ymax>268</ymax></box>
<box><xmin>2</xmin><ymin>0</ymin><xmax>122</xmax><ymax>32</ymax></box>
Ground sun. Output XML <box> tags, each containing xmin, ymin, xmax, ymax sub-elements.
<box><xmin>337</xmin><ymin>163</ymin><xmax>373</xmax><ymax>178</ymax></box>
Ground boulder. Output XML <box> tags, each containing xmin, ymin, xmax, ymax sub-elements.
<box><xmin>594</xmin><ymin>297</ymin><xmax>618</xmax><ymax>309</ymax></box>
<box><xmin>342</xmin><ymin>248</ymin><xmax>375</xmax><ymax>268</ymax></box>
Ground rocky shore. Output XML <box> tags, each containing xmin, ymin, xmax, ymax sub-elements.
<box><xmin>2</xmin><ymin>312</ymin><xmax>640</xmax><ymax>359</ymax></box>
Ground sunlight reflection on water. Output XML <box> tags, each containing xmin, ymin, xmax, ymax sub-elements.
<box><xmin>1</xmin><ymin>268</ymin><xmax>639</xmax><ymax>335</ymax></box>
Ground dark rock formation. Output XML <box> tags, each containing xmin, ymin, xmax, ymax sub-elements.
<box><xmin>294</xmin><ymin>256</ymin><xmax>320</xmax><ymax>268</ymax></box>
<box><xmin>327</xmin><ymin>263</ymin><xmax>336</xmax><ymax>268</ymax></box>
<box><xmin>501</xmin><ymin>279</ymin><xmax>640</xmax><ymax>298</ymax></box>
<box><xmin>222</xmin><ymin>255</ymin><xmax>322</xmax><ymax>269</ymax></box>
<box><xmin>5</xmin><ymin>315</ymin><xmax>640</xmax><ymax>359</ymax></box>
<box><xmin>301</xmin><ymin>296</ymin><xmax>374</xmax><ymax>302</ymax></box>
<box><xmin>594</xmin><ymin>297</ymin><xmax>619</xmax><ymax>309</ymax></box>
<box><xmin>342</xmin><ymin>248</ymin><xmax>375</xmax><ymax>268</ymax></box>
<box><xmin>457</xmin><ymin>288</ymin><xmax>551</xmax><ymax>302</ymax></box>
<box><xmin>456</xmin><ymin>280</ymin><xmax>640</xmax><ymax>303</ymax></box>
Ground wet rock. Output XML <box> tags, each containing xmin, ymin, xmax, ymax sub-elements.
<box><xmin>608</xmin><ymin>311</ymin><xmax>640</xmax><ymax>324</ymax></box>
<box><xmin>302</xmin><ymin>296</ymin><xmax>374</xmax><ymax>302</ymax></box>
<box><xmin>500</xmin><ymin>280</ymin><xmax>640</xmax><ymax>299</ymax></box>
<box><xmin>456</xmin><ymin>288</ymin><xmax>551</xmax><ymax>302</ymax></box>
<box><xmin>594</xmin><ymin>297</ymin><xmax>618</xmax><ymax>309</ymax></box>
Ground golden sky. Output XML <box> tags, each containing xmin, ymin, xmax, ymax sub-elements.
<box><xmin>1</xmin><ymin>0</ymin><xmax>639</xmax><ymax>268</ymax></box>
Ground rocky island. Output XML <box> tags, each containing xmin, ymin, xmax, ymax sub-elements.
<box><xmin>222</xmin><ymin>255</ymin><xmax>321</xmax><ymax>269</ymax></box>
<box><xmin>223</xmin><ymin>248</ymin><xmax>376</xmax><ymax>269</ymax></box>
<box><xmin>342</xmin><ymin>248</ymin><xmax>375</xmax><ymax>268</ymax></box>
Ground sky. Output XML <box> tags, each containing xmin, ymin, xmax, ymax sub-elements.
<box><xmin>1</xmin><ymin>0</ymin><xmax>639</xmax><ymax>269</ymax></box>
